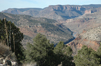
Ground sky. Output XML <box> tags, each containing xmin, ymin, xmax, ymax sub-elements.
<box><xmin>0</xmin><ymin>0</ymin><xmax>101</xmax><ymax>11</ymax></box>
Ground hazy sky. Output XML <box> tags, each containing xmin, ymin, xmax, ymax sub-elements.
<box><xmin>0</xmin><ymin>0</ymin><xmax>101</xmax><ymax>11</ymax></box>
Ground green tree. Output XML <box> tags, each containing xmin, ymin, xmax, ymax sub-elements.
<box><xmin>62</xmin><ymin>46</ymin><xmax>75</xmax><ymax>66</ymax></box>
<box><xmin>54</xmin><ymin>41</ymin><xmax>65</xmax><ymax>54</ymax></box>
<box><xmin>54</xmin><ymin>41</ymin><xmax>74</xmax><ymax>66</ymax></box>
<box><xmin>97</xmin><ymin>43</ymin><xmax>101</xmax><ymax>65</ymax></box>
<box><xmin>54</xmin><ymin>41</ymin><xmax>65</xmax><ymax>65</ymax></box>
<box><xmin>25</xmin><ymin>33</ymin><xmax>58</xmax><ymax>66</ymax></box>
<box><xmin>74</xmin><ymin>45</ymin><xmax>100</xmax><ymax>66</ymax></box>
<box><xmin>0</xmin><ymin>19</ymin><xmax>25</xmax><ymax>63</ymax></box>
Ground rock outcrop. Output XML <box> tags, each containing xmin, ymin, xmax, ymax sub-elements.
<box><xmin>64</xmin><ymin>10</ymin><xmax>101</xmax><ymax>37</ymax></box>
<box><xmin>67</xmin><ymin>25</ymin><xmax>101</xmax><ymax>55</ymax></box>
<box><xmin>2</xmin><ymin>4</ymin><xmax>101</xmax><ymax>20</ymax></box>
<box><xmin>0</xmin><ymin>44</ymin><xmax>17</xmax><ymax>66</ymax></box>
<box><xmin>81</xmin><ymin>26</ymin><xmax>101</xmax><ymax>41</ymax></box>
<box><xmin>84</xmin><ymin>10</ymin><xmax>92</xmax><ymax>14</ymax></box>
<box><xmin>67</xmin><ymin>37</ymin><xmax>100</xmax><ymax>55</ymax></box>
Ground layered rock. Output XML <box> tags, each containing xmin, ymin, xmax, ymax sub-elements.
<box><xmin>67</xmin><ymin>25</ymin><xmax>101</xmax><ymax>55</ymax></box>
<box><xmin>84</xmin><ymin>10</ymin><xmax>92</xmax><ymax>14</ymax></box>
<box><xmin>67</xmin><ymin>37</ymin><xmax>100</xmax><ymax>55</ymax></box>
<box><xmin>64</xmin><ymin>10</ymin><xmax>101</xmax><ymax>37</ymax></box>
<box><xmin>2</xmin><ymin>4</ymin><xmax>101</xmax><ymax>20</ymax></box>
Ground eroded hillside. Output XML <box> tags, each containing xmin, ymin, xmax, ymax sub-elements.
<box><xmin>67</xmin><ymin>25</ymin><xmax>101</xmax><ymax>55</ymax></box>
<box><xmin>0</xmin><ymin>12</ymin><xmax>74</xmax><ymax>47</ymax></box>
<box><xmin>64</xmin><ymin>9</ymin><xmax>101</xmax><ymax>36</ymax></box>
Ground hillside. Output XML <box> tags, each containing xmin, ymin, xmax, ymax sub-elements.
<box><xmin>0</xmin><ymin>12</ymin><xmax>74</xmax><ymax>47</ymax></box>
<box><xmin>63</xmin><ymin>8</ymin><xmax>101</xmax><ymax>37</ymax></box>
<box><xmin>2</xmin><ymin>4</ymin><xmax>101</xmax><ymax>20</ymax></box>
<box><xmin>67</xmin><ymin>25</ymin><xmax>101</xmax><ymax>55</ymax></box>
<box><xmin>1</xmin><ymin>4</ymin><xmax>101</xmax><ymax>56</ymax></box>
<box><xmin>61</xmin><ymin>7</ymin><xmax>101</xmax><ymax>55</ymax></box>
<box><xmin>66</xmin><ymin>10</ymin><xmax>101</xmax><ymax>55</ymax></box>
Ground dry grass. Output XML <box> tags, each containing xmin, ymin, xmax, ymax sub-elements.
<box><xmin>22</xmin><ymin>62</ymin><xmax>37</xmax><ymax>66</ymax></box>
<box><xmin>0</xmin><ymin>43</ymin><xmax>11</xmax><ymax>57</ymax></box>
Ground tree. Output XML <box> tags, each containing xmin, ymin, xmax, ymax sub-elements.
<box><xmin>25</xmin><ymin>34</ymin><xmax>75</xmax><ymax>66</ymax></box>
<box><xmin>25</xmin><ymin>33</ymin><xmax>57</xmax><ymax>66</ymax></box>
<box><xmin>0</xmin><ymin>19</ymin><xmax>25</xmax><ymax>63</ymax></box>
<box><xmin>62</xmin><ymin>46</ymin><xmax>75</xmax><ymax>66</ymax></box>
<box><xmin>54</xmin><ymin>41</ymin><xmax>74</xmax><ymax>66</ymax></box>
<box><xmin>54</xmin><ymin>41</ymin><xmax>65</xmax><ymax>65</ymax></box>
<box><xmin>54</xmin><ymin>41</ymin><xmax>65</xmax><ymax>54</ymax></box>
<box><xmin>97</xmin><ymin>43</ymin><xmax>101</xmax><ymax>65</ymax></box>
<box><xmin>74</xmin><ymin>45</ymin><xmax>100</xmax><ymax>66</ymax></box>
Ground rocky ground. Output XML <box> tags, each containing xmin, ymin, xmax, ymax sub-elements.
<box><xmin>0</xmin><ymin>44</ymin><xmax>17</xmax><ymax>66</ymax></box>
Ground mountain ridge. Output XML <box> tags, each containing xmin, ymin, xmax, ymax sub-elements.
<box><xmin>1</xmin><ymin>4</ymin><xmax>101</xmax><ymax>55</ymax></box>
<box><xmin>65</xmin><ymin>10</ymin><xmax>101</xmax><ymax>55</ymax></box>
<box><xmin>2</xmin><ymin>4</ymin><xmax>101</xmax><ymax>20</ymax></box>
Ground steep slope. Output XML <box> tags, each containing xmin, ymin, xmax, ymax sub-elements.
<box><xmin>64</xmin><ymin>8</ymin><xmax>101</xmax><ymax>37</ymax></box>
<box><xmin>67</xmin><ymin>25</ymin><xmax>101</xmax><ymax>55</ymax></box>
<box><xmin>2</xmin><ymin>4</ymin><xmax>101</xmax><ymax>20</ymax></box>
<box><xmin>0</xmin><ymin>12</ymin><xmax>74</xmax><ymax>47</ymax></box>
<box><xmin>64</xmin><ymin>7</ymin><xmax>101</xmax><ymax>55</ymax></box>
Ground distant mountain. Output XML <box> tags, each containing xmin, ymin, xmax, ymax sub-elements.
<box><xmin>0</xmin><ymin>12</ymin><xmax>74</xmax><ymax>47</ymax></box>
<box><xmin>65</xmin><ymin>9</ymin><xmax>101</xmax><ymax>55</ymax></box>
<box><xmin>1</xmin><ymin>4</ymin><xmax>101</xmax><ymax>55</ymax></box>
<box><xmin>63</xmin><ymin>7</ymin><xmax>101</xmax><ymax>36</ymax></box>
<box><xmin>2</xmin><ymin>8</ymin><xmax>42</xmax><ymax>16</ymax></box>
<box><xmin>2</xmin><ymin>4</ymin><xmax>101</xmax><ymax>20</ymax></box>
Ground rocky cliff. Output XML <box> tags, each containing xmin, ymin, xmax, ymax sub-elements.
<box><xmin>2</xmin><ymin>4</ymin><xmax>101</xmax><ymax>20</ymax></box>
<box><xmin>64</xmin><ymin>9</ymin><xmax>101</xmax><ymax>36</ymax></box>
<box><xmin>67</xmin><ymin>25</ymin><xmax>101</xmax><ymax>55</ymax></box>
<box><xmin>1</xmin><ymin>4</ymin><xmax>101</xmax><ymax>56</ymax></box>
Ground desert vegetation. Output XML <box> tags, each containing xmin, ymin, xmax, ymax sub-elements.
<box><xmin>1</xmin><ymin>4</ymin><xmax>101</xmax><ymax>66</ymax></box>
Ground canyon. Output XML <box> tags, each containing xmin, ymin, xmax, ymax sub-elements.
<box><xmin>1</xmin><ymin>4</ymin><xmax>101</xmax><ymax>54</ymax></box>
